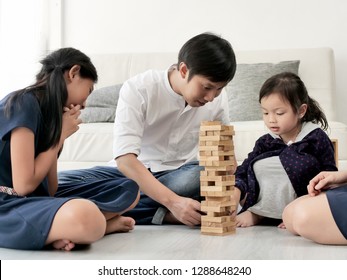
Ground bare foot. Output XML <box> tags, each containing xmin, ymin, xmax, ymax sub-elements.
<box><xmin>277</xmin><ymin>221</ymin><xmax>286</xmax><ymax>229</ymax></box>
<box><xmin>52</xmin><ymin>239</ymin><xmax>75</xmax><ymax>251</ymax></box>
<box><xmin>106</xmin><ymin>216</ymin><xmax>135</xmax><ymax>234</ymax></box>
<box><xmin>236</xmin><ymin>211</ymin><xmax>263</xmax><ymax>227</ymax></box>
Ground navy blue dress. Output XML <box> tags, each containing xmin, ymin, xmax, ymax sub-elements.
<box><xmin>0</xmin><ymin>93</ymin><xmax>138</xmax><ymax>250</ymax></box>
<box><xmin>326</xmin><ymin>185</ymin><xmax>347</xmax><ymax>239</ymax></box>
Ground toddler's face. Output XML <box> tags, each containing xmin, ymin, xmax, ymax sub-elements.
<box><xmin>260</xmin><ymin>92</ymin><xmax>303</xmax><ymax>143</ymax></box>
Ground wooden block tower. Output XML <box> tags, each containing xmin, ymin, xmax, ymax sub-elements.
<box><xmin>199</xmin><ymin>121</ymin><xmax>236</xmax><ymax>236</ymax></box>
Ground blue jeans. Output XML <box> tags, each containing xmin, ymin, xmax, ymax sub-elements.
<box><xmin>58</xmin><ymin>161</ymin><xmax>203</xmax><ymax>225</ymax></box>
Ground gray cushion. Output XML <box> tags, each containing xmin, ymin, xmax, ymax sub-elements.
<box><xmin>225</xmin><ymin>60</ymin><xmax>300</xmax><ymax>121</ymax></box>
<box><xmin>80</xmin><ymin>84</ymin><xmax>122</xmax><ymax>123</ymax></box>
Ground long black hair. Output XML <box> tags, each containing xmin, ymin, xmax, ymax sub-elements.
<box><xmin>259</xmin><ymin>72</ymin><xmax>328</xmax><ymax>130</ymax></box>
<box><xmin>5</xmin><ymin>47</ymin><xmax>98</xmax><ymax>152</ymax></box>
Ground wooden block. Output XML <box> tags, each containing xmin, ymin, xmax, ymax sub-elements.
<box><xmin>202</xmin><ymin>204</ymin><xmax>236</xmax><ymax>213</ymax></box>
<box><xmin>199</xmin><ymin>135</ymin><xmax>233</xmax><ymax>141</ymax></box>
<box><xmin>199</xmin><ymin>155</ymin><xmax>232</xmax><ymax>161</ymax></box>
<box><xmin>203</xmin><ymin>160</ymin><xmax>235</xmax><ymax>167</ymax></box>
<box><xmin>199</xmin><ymin>150</ymin><xmax>213</xmax><ymax>157</ymax></box>
<box><xmin>200</xmin><ymin>121</ymin><xmax>221</xmax><ymax>126</ymax></box>
<box><xmin>213</xmin><ymin>130</ymin><xmax>235</xmax><ymax>136</ymax></box>
<box><xmin>199</xmin><ymin>145</ymin><xmax>235</xmax><ymax>152</ymax></box>
<box><xmin>200</xmin><ymin>170</ymin><xmax>229</xmax><ymax>176</ymax></box>
<box><xmin>200</xmin><ymin>125</ymin><xmax>224</xmax><ymax>131</ymax></box>
<box><xmin>205</xmin><ymin>140</ymin><xmax>233</xmax><ymax>146</ymax></box>
<box><xmin>201</xmin><ymin>215</ymin><xmax>233</xmax><ymax>223</ymax></box>
<box><xmin>200</xmin><ymin>175</ymin><xmax>235</xmax><ymax>182</ymax></box>
<box><xmin>199</xmin><ymin>140</ymin><xmax>207</xmax><ymax>146</ymax></box>
<box><xmin>200</xmin><ymin>180</ymin><xmax>235</xmax><ymax>187</ymax></box>
<box><xmin>201</xmin><ymin>185</ymin><xmax>234</xmax><ymax>192</ymax></box>
<box><xmin>201</xmin><ymin>226</ymin><xmax>235</xmax><ymax>235</ymax></box>
<box><xmin>201</xmin><ymin>231</ymin><xmax>235</xmax><ymax>236</ymax></box>
<box><xmin>219</xmin><ymin>145</ymin><xmax>234</xmax><ymax>151</ymax></box>
<box><xmin>204</xmin><ymin>165</ymin><xmax>234</xmax><ymax>171</ymax></box>
<box><xmin>206</xmin><ymin>210</ymin><xmax>234</xmax><ymax>217</ymax></box>
<box><xmin>201</xmin><ymin>200</ymin><xmax>236</xmax><ymax>208</ymax></box>
<box><xmin>199</xmin><ymin>145</ymin><xmax>230</xmax><ymax>151</ymax></box>
<box><xmin>201</xmin><ymin>220</ymin><xmax>236</xmax><ymax>228</ymax></box>
<box><xmin>211</xmin><ymin>150</ymin><xmax>234</xmax><ymax>156</ymax></box>
<box><xmin>201</xmin><ymin>199</ymin><xmax>235</xmax><ymax>206</ymax></box>
<box><xmin>201</xmin><ymin>190</ymin><xmax>234</xmax><ymax>197</ymax></box>
<box><xmin>205</xmin><ymin>196</ymin><xmax>232</xmax><ymax>202</ymax></box>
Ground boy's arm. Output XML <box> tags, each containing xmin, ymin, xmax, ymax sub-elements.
<box><xmin>116</xmin><ymin>153</ymin><xmax>202</xmax><ymax>226</ymax></box>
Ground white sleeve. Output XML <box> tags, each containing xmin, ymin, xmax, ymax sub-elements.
<box><xmin>112</xmin><ymin>81</ymin><xmax>146</xmax><ymax>159</ymax></box>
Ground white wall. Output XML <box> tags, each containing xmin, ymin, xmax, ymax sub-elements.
<box><xmin>2</xmin><ymin>0</ymin><xmax>347</xmax><ymax>123</ymax></box>
<box><xmin>0</xmin><ymin>0</ymin><xmax>47</xmax><ymax>98</ymax></box>
<box><xmin>60</xmin><ymin>0</ymin><xmax>347</xmax><ymax>123</ymax></box>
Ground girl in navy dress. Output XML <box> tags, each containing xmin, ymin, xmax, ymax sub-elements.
<box><xmin>0</xmin><ymin>48</ymin><xmax>139</xmax><ymax>250</ymax></box>
<box><xmin>283</xmin><ymin>170</ymin><xmax>347</xmax><ymax>245</ymax></box>
<box><xmin>234</xmin><ymin>72</ymin><xmax>337</xmax><ymax>228</ymax></box>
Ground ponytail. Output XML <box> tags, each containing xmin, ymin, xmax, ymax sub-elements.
<box><xmin>304</xmin><ymin>96</ymin><xmax>328</xmax><ymax>130</ymax></box>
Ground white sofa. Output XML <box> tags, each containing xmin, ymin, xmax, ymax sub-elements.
<box><xmin>58</xmin><ymin>48</ymin><xmax>347</xmax><ymax>171</ymax></box>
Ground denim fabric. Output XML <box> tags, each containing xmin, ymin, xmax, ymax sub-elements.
<box><xmin>58</xmin><ymin>161</ymin><xmax>203</xmax><ymax>225</ymax></box>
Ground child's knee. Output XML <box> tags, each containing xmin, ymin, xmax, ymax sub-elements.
<box><xmin>67</xmin><ymin>200</ymin><xmax>106</xmax><ymax>241</ymax></box>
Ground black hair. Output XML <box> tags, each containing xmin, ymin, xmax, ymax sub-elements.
<box><xmin>5</xmin><ymin>47</ymin><xmax>98</xmax><ymax>152</ymax></box>
<box><xmin>259</xmin><ymin>72</ymin><xmax>328</xmax><ymax>130</ymax></box>
<box><xmin>177</xmin><ymin>32</ymin><xmax>236</xmax><ymax>83</ymax></box>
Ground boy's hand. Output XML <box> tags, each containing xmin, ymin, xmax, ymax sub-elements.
<box><xmin>169</xmin><ymin>197</ymin><xmax>202</xmax><ymax>226</ymax></box>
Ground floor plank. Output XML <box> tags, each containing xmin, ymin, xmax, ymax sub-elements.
<box><xmin>1</xmin><ymin>225</ymin><xmax>347</xmax><ymax>260</ymax></box>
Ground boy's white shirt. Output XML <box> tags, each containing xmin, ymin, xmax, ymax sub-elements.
<box><xmin>109</xmin><ymin>68</ymin><xmax>230</xmax><ymax>172</ymax></box>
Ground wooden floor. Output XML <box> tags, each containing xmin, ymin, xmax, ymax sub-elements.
<box><xmin>1</xmin><ymin>224</ymin><xmax>347</xmax><ymax>260</ymax></box>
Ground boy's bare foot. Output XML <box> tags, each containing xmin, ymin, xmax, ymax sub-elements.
<box><xmin>52</xmin><ymin>239</ymin><xmax>75</xmax><ymax>251</ymax></box>
<box><xmin>277</xmin><ymin>221</ymin><xmax>286</xmax><ymax>229</ymax></box>
<box><xmin>236</xmin><ymin>211</ymin><xmax>263</xmax><ymax>227</ymax></box>
<box><xmin>106</xmin><ymin>216</ymin><xmax>135</xmax><ymax>234</ymax></box>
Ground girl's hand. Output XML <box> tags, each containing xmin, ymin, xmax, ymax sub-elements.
<box><xmin>307</xmin><ymin>171</ymin><xmax>347</xmax><ymax>196</ymax></box>
<box><xmin>61</xmin><ymin>104</ymin><xmax>82</xmax><ymax>141</ymax></box>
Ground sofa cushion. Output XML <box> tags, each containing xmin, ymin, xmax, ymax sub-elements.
<box><xmin>80</xmin><ymin>84</ymin><xmax>122</xmax><ymax>123</ymax></box>
<box><xmin>225</xmin><ymin>60</ymin><xmax>300</xmax><ymax>122</ymax></box>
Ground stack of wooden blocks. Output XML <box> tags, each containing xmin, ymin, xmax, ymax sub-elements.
<box><xmin>199</xmin><ymin>121</ymin><xmax>236</xmax><ymax>236</ymax></box>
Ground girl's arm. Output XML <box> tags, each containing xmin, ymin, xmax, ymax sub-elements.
<box><xmin>11</xmin><ymin>105</ymin><xmax>81</xmax><ymax>196</ymax></box>
<box><xmin>11</xmin><ymin>127</ymin><xmax>62</xmax><ymax>196</ymax></box>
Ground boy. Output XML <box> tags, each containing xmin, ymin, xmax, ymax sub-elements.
<box><xmin>58</xmin><ymin>32</ymin><xmax>237</xmax><ymax>227</ymax></box>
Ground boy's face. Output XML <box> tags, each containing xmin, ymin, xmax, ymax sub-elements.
<box><xmin>181</xmin><ymin>74</ymin><xmax>227</xmax><ymax>107</ymax></box>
